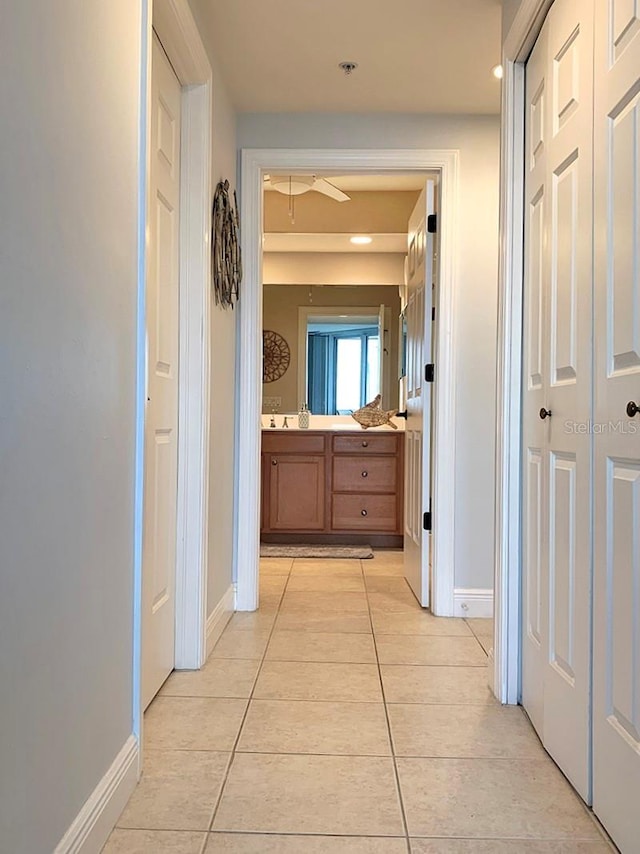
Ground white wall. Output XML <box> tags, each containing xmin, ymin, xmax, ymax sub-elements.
<box><xmin>263</xmin><ymin>253</ymin><xmax>406</xmax><ymax>286</ymax></box>
<box><xmin>188</xmin><ymin>0</ymin><xmax>238</xmax><ymax>613</ymax></box>
<box><xmin>238</xmin><ymin>113</ymin><xmax>500</xmax><ymax>591</ymax></box>
<box><xmin>0</xmin><ymin>3</ymin><xmax>142</xmax><ymax>851</ymax></box>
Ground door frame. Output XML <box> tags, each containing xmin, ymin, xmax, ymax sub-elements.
<box><xmin>134</xmin><ymin>0</ymin><xmax>212</xmax><ymax>740</ymax></box>
<box><xmin>236</xmin><ymin>148</ymin><xmax>460</xmax><ymax>616</ymax></box>
<box><xmin>493</xmin><ymin>0</ymin><xmax>554</xmax><ymax>703</ymax></box>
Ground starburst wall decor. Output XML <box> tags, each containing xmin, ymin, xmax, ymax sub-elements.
<box><xmin>262</xmin><ymin>330</ymin><xmax>290</xmax><ymax>383</ymax></box>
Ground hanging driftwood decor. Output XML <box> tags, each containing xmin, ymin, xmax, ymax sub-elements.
<box><xmin>212</xmin><ymin>179</ymin><xmax>242</xmax><ymax>309</ymax></box>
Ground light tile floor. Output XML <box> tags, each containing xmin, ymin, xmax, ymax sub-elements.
<box><xmin>104</xmin><ymin>553</ymin><xmax>614</xmax><ymax>853</ymax></box>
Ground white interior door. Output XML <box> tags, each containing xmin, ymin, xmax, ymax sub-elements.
<box><xmin>592</xmin><ymin>3</ymin><xmax>640</xmax><ymax>850</ymax></box>
<box><xmin>521</xmin><ymin>0</ymin><xmax>594</xmax><ymax>802</ymax></box>
<box><xmin>404</xmin><ymin>181</ymin><xmax>435</xmax><ymax>607</ymax></box>
<box><xmin>521</xmin><ymin>14</ymin><xmax>548</xmax><ymax>740</ymax></box>
<box><xmin>142</xmin><ymin>33</ymin><xmax>181</xmax><ymax>710</ymax></box>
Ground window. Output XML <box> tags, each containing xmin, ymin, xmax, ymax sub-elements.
<box><xmin>307</xmin><ymin>321</ymin><xmax>380</xmax><ymax>414</ymax></box>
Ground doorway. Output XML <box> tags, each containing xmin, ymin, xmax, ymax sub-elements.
<box><xmin>236</xmin><ymin>150</ymin><xmax>460</xmax><ymax>616</ymax></box>
<box><xmin>260</xmin><ymin>176</ymin><xmax>412</xmax><ymax>553</ymax></box>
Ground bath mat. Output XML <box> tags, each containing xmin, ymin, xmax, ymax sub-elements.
<box><xmin>260</xmin><ymin>544</ymin><xmax>374</xmax><ymax>559</ymax></box>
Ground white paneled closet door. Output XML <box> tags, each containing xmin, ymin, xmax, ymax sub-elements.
<box><xmin>593</xmin><ymin>2</ymin><xmax>640</xmax><ymax>850</ymax></box>
<box><xmin>521</xmin><ymin>0</ymin><xmax>594</xmax><ymax>802</ymax></box>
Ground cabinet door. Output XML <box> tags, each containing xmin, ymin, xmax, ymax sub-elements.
<box><xmin>267</xmin><ymin>454</ymin><xmax>326</xmax><ymax>531</ymax></box>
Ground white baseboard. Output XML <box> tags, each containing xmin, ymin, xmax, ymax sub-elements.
<box><xmin>453</xmin><ymin>587</ymin><xmax>494</xmax><ymax>618</ymax></box>
<box><xmin>205</xmin><ymin>583</ymin><xmax>235</xmax><ymax>658</ymax></box>
<box><xmin>54</xmin><ymin>735</ymin><xmax>139</xmax><ymax>854</ymax></box>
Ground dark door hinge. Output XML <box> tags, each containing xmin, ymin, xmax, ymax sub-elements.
<box><xmin>427</xmin><ymin>213</ymin><xmax>438</xmax><ymax>233</ymax></box>
<box><xmin>432</xmin><ymin>306</ymin><xmax>436</xmax><ymax>322</ymax></box>
<box><xmin>423</xmin><ymin>511</ymin><xmax>432</xmax><ymax>531</ymax></box>
<box><xmin>425</xmin><ymin>363</ymin><xmax>435</xmax><ymax>383</ymax></box>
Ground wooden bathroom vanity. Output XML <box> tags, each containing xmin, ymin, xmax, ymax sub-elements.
<box><xmin>260</xmin><ymin>429</ymin><xmax>404</xmax><ymax>548</ymax></box>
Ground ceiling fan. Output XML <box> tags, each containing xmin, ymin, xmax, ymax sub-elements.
<box><xmin>263</xmin><ymin>174</ymin><xmax>351</xmax><ymax>203</ymax></box>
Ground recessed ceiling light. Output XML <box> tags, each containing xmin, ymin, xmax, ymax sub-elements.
<box><xmin>492</xmin><ymin>64</ymin><xmax>504</xmax><ymax>80</ymax></box>
<box><xmin>350</xmin><ymin>235</ymin><xmax>372</xmax><ymax>245</ymax></box>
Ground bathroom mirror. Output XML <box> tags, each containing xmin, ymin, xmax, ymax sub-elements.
<box><xmin>262</xmin><ymin>285</ymin><xmax>401</xmax><ymax>415</ymax></box>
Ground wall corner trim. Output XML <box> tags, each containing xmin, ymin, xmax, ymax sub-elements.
<box><xmin>453</xmin><ymin>587</ymin><xmax>494</xmax><ymax>619</ymax></box>
<box><xmin>54</xmin><ymin>735</ymin><xmax>138</xmax><ymax>854</ymax></box>
<box><xmin>205</xmin><ymin>584</ymin><xmax>236</xmax><ymax>658</ymax></box>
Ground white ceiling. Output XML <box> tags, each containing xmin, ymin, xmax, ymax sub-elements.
<box><xmin>264</xmin><ymin>233</ymin><xmax>407</xmax><ymax>253</ymax></box>
<box><xmin>265</xmin><ymin>174</ymin><xmax>430</xmax><ymax>192</ymax></box>
<box><xmin>197</xmin><ymin>0</ymin><xmax>503</xmax><ymax>114</ymax></box>
<box><xmin>263</xmin><ymin>175</ymin><xmax>421</xmax><ymax>252</ymax></box>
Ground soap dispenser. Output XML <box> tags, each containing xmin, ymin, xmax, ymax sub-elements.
<box><xmin>298</xmin><ymin>402</ymin><xmax>310</xmax><ymax>430</ymax></box>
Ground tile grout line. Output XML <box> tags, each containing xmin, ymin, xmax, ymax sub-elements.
<box><xmin>361</xmin><ymin>558</ymin><xmax>412</xmax><ymax>851</ymax></box>
<box><xmin>115</xmin><ymin>825</ymin><xmax>611</xmax><ymax>844</ymax></box>
<box><xmin>138</xmin><ymin>747</ymin><xmax>556</xmax><ymax>760</ymax></box>
<box><xmin>147</xmin><ymin>696</ymin><xmax>501</xmax><ymax>707</ymax></box>
<box><xmin>205</xmin><ymin>558</ymin><xmax>294</xmax><ymax>837</ymax></box>
<box><xmin>203</xmin><ymin>749</ymin><xmax>553</xmax><ymax>760</ymax></box>
<box><xmin>170</xmin><ymin>659</ymin><xmax>489</xmax><ymax>669</ymax></box>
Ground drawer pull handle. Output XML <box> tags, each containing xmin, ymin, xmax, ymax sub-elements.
<box><xmin>361</xmin><ymin>471</ymin><xmax>368</xmax><ymax>478</ymax></box>
<box><xmin>361</xmin><ymin>509</ymin><xmax>368</xmax><ymax>517</ymax></box>
<box><xmin>627</xmin><ymin>401</ymin><xmax>639</xmax><ymax>418</ymax></box>
<box><xmin>271</xmin><ymin>459</ymin><xmax>278</xmax><ymax>466</ymax></box>
<box><xmin>362</xmin><ymin>441</ymin><xmax>369</xmax><ymax>447</ymax></box>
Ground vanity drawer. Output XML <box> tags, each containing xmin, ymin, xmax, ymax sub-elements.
<box><xmin>332</xmin><ymin>456</ymin><xmax>397</xmax><ymax>493</ymax></box>
<box><xmin>262</xmin><ymin>432</ymin><xmax>326</xmax><ymax>454</ymax></box>
<box><xmin>332</xmin><ymin>494</ymin><xmax>398</xmax><ymax>532</ymax></box>
<box><xmin>332</xmin><ymin>434</ymin><xmax>399</xmax><ymax>455</ymax></box>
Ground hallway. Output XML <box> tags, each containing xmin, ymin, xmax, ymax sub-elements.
<box><xmin>104</xmin><ymin>553</ymin><xmax>612</xmax><ymax>853</ymax></box>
